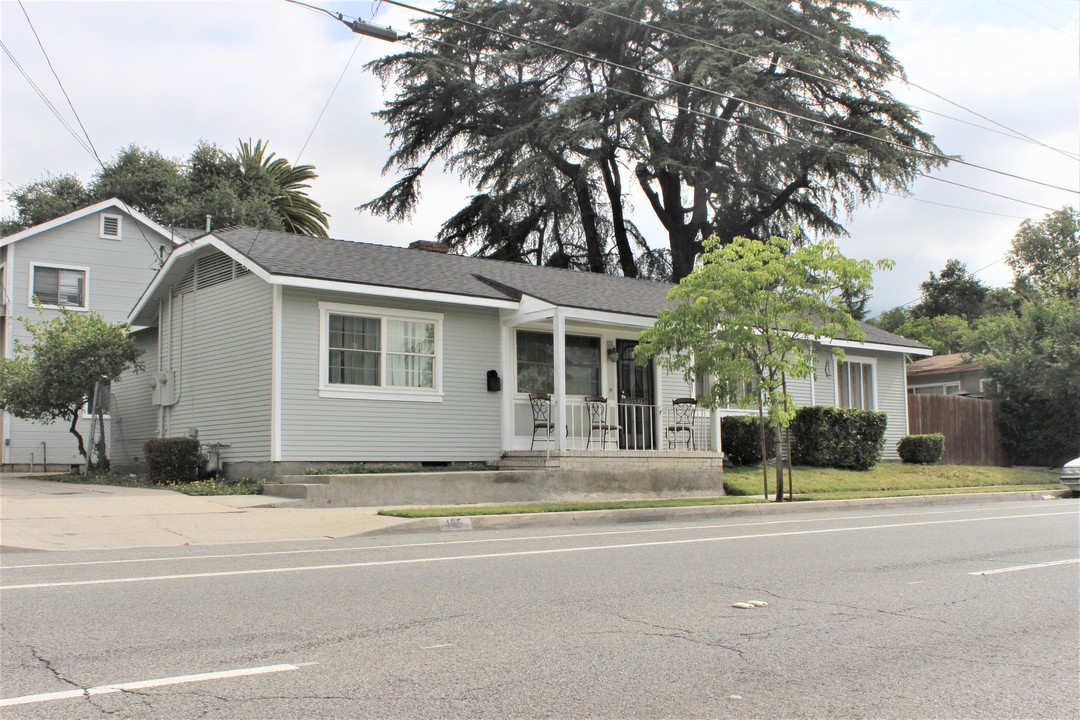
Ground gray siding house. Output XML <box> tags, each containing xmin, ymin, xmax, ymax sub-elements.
<box><xmin>0</xmin><ymin>199</ymin><xmax>182</xmax><ymax>470</ymax></box>
<box><xmin>124</xmin><ymin>228</ymin><xmax>930</xmax><ymax>478</ymax></box>
<box><xmin>906</xmin><ymin>353</ymin><xmax>990</xmax><ymax>397</ymax></box>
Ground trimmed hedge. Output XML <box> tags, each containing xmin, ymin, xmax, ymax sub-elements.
<box><xmin>790</xmin><ymin>406</ymin><xmax>887</xmax><ymax>471</ymax></box>
<box><xmin>144</xmin><ymin>437</ymin><xmax>200</xmax><ymax>483</ymax></box>
<box><xmin>897</xmin><ymin>434</ymin><xmax>945</xmax><ymax>464</ymax></box>
<box><xmin>721</xmin><ymin>415</ymin><xmax>775</xmax><ymax>466</ymax></box>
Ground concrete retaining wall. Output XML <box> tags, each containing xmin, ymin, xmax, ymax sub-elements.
<box><xmin>265</xmin><ymin>467</ymin><xmax>726</xmax><ymax>507</ymax></box>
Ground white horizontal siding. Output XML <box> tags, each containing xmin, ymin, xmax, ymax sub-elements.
<box><xmin>110</xmin><ymin>332</ymin><xmax>159</xmax><ymax>469</ymax></box>
<box><xmin>278</xmin><ymin>288</ymin><xmax>503</xmax><ymax>462</ymax></box>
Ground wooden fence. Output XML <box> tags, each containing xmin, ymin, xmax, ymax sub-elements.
<box><xmin>907</xmin><ymin>393</ymin><xmax>1008</xmax><ymax>466</ymax></box>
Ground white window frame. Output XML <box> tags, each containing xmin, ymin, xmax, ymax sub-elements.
<box><xmin>908</xmin><ymin>382</ymin><xmax>962</xmax><ymax>395</ymax></box>
<box><xmin>835</xmin><ymin>355</ymin><xmax>878</xmax><ymax>411</ymax></box>
<box><xmin>99</xmin><ymin>213</ymin><xmax>123</xmax><ymax>239</ymax></box>
<box><xmin>318</xmin><ymin>301</ymin><xmax>443</xmax><ymax>402</ymax></box>
<box><xmin>29</xmin><ymin>263</ymin><xmax>90</xmax><ymax>311</ymax></box>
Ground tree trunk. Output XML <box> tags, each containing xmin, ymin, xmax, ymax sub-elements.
<box><xmin>68</xmin><ymin>413</ymin><xmax>87</xmax><ymax>467</ymax></box>
<box><xmin>757</xmin><ymin>400</ymin><xmax>768</xmax><ymax>500</ymax></box>
<box><xmin>601</xmin><ymin>155</ymin><xmax>638</xmax><ymax>278</ymax></box>
<box><xmin>773</xmin><ymin>423</ymin><xmax>785</xmax><ymax>502</ymax></box>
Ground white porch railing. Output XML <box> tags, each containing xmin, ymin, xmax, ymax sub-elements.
<box><xmin>523</xmin><ymin>399</ymin><xmax>718</xmax><ymax>452</ymax></box>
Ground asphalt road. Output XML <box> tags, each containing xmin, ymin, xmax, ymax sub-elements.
<box><xmin>2</xmin><ymin>498</ymin><xmax>1078</xmax><ymax>719</ymax></box>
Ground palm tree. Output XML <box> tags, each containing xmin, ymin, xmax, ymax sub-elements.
<box><xmin>236</xmin><ymin>139</ymin><xmax>330</xmax><ymax>238</ymax></box>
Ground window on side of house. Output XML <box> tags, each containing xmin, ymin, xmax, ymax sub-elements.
<box><xmin>31</xmin><ymin>265</ymin><xmax>87</xmax><ymax>309</ymax></box>
<box><xmin>909</xmin><ymin>382</ymin><xmax>961</xmax><ymax>395</ymax></box>
<box><xmin>515</xmin><ymin>330</ymin><xmax>600</xmax><ymax>396</ymax></box>
<box><xmin>321</xmin><ymin>303</ymin><xmax>441</xmax><ymax>397</ymax></box>
<box><xmin>838</xmin><ymin>359</ymin><xmax>875</xmax><ymax>410</ymax></box>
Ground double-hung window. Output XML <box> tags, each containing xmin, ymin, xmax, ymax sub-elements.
<box><xmin>31</xmin><ymin>265</ymin><xmax>88</xmax><ymax>309</ymax></box>
<box><xmin>837</xmin><ymin>358</ymin><xmax>876</xmax><ymax>410</ymax></box>
<box><xmin>320</xmin><ymin>302</ymin><xmax>442</xmax><ymax>400</ymax></box>
<box><xmin>515</xmin><ymin>330</ymin><xmax>601</xmax><ymax>396</ymax></box>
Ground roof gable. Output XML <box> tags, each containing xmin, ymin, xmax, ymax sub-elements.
<box><xmin>0</xmin><ymin>198</ymin><xmax>182</xmax><ymax>248</ymax></box>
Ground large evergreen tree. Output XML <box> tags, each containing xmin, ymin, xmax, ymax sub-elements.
<box><xmin>364</xmin><ymin>0</ymin><xmax>943</xmax><ymax>279</ymax></box>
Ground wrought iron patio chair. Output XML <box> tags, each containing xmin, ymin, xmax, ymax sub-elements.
<box><xmin>585</xmin><ymin>395</ymin><xmax>620</xmax><ymax>449</ymax></box>
<box><xmin>529</xmin><ymin>392</ymin><xmax>555</xmax><ymax>450</ymax></box>
<box><xmin>666</xmin><ymin>397</ymin><xmax>697</xmax><ymax>449</ymax></box>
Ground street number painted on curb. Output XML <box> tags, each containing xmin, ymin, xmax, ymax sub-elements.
<box><xmin>439</xmin><ymin>517</ymin><xmax>474</xmax><ymax>531</ymax></box>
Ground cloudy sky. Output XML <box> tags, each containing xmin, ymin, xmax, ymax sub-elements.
<box><xmin>2</xmin><ymin>0</ymin><xmax>1077</xmax><ymax>316</ymax></box>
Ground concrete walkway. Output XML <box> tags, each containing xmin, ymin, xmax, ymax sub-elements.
<box><xmin>0</xmin><ymin>474</ymin><xmax>409</xmax><ymax>552</ymax></box>
<box><xmin>0</xmin><ymin>473</ymin><xmax>1071</xmax><ymax>553</ymax></box>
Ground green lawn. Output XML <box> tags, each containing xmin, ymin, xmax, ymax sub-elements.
<box><xmin>378</xmin><ymin>464</ymin><xmax>1062</xmax><ymax>518</ymax></box>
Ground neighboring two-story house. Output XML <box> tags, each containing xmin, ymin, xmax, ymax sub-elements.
<box><xmin>0</xmin><ymin>199</ymin><xmax>183</xmax><ymax>471</ymax></box>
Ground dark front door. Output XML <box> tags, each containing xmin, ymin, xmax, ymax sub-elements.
<box><xmin>616</xmin><ymin>340</ymin><xmax>655</xmax><ymax>449</ymax></box>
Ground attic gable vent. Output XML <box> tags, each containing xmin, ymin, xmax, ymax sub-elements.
<box><xmin>195</xmin><ymin>253</ymin><xmax>234</xmax><ymax>289</ymax></box>
<box><xmin>100</xmin><ymin>213</ymin><xmax>122</xmax><ymax>239</ymax></box>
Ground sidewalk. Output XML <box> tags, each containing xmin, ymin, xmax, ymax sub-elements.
<box><xmin>0</xmin><ymin>475</ymin><xmax>409</xmax><ymax>552</ymax></box>
<box><xmin>0</xmin><ymin>474</ymin><xmax>1070</xmax><ymax>553</ymax></box>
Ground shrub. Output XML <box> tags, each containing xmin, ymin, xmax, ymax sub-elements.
<box><xmin>144</xmin><ymin>437</ymin><xmax>200</xmax><ymax>483</ymax></box>
<box><xmin>897</xmin><ymin>434</ymin><xmax>945</xmax><ymax>464</ymax></box>
<box><xmin>790</xmin><ymin>406</ymin><xmax>888</xmax><ymax>471</ymax></box>
<box><xmin>721</xmin><ymin>415</ymin><xmax>775</xmax><ymax>466</ymax></box>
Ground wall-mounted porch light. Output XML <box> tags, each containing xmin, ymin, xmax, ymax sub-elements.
<box><xmin>606</xmin><ymin>341</ymin><xmax>620</xmax><ymax>363</ymax></box>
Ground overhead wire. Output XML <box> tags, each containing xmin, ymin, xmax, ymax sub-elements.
<box><xmin>558</xmin><ymin>0</ymin><xmax>1078</xmax><ymax>160</ymax></box>
<box><xmin>17</xmin><ymin>0</ymin><xmax>103</xmax><ymax>166</ymax></box>
<box><xmin>11</xmin><ymin>0</ymin><xmax>168</xmax><ymax>258</ymax></box>
<box><xmin>733</xmin><ymin>0</ymin><xmax>1080</xmax><ymax>161</ymax></box>
<box><xmin>374</xmin><ymin>0</ymin><xmax>1078</xmax><ymax>195</ymax></box>
<box><xmin>374</xmin><ymin>7</ymin><xmax>1064</xmax><ymax>214</ymax></box>
<box><xmin>0</xmin><ymin>41</ymin><xmax>96</xmax><ymax>161</ymax></box>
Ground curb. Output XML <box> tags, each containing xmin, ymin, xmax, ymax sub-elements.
<box><xmin>365</xmin><ymin>489</ymin><xmax>1074</xmax><ymax>536</ymax></box>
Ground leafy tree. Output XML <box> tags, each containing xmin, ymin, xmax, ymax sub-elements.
<box><xmin>93</xmin><ymin>145</ymin><xmax>188</xmax><ymax>225</ymax></box>
<box><xmin>0</xmin><ymin>308</ymin><xmax>143</xmax><ymax>472</ymax></box>
<box><xmin>0</xmin><ymin>174</ymin><xmax>91</xmax><ymax>235</ymax></box>
<box><xmin>973</xmin><ymin>297</ymin><xmax>1080</xmax><ymax>467</ymax></box>
<box><xmin>867</xmin><ymin>306</ymin><xmax>910</xmax><ymax>334</ymax></box>
<box><xmin>1007</xmin><ymin>206</ymin><xmax>1079</xmax><ymax>300</ymax></box>
<box><xmin>893</xmin><ymin>314</ymin><xmax>972</xmax><ymax>356</ymax></box>
<box><xmin>1</xmin><ymin>140</ymin><xmax>329</xmax><ymax>237</ymax></box>
<box><xmin>912</xmin><ymin>259</ymin><xmax>988</xmax><ymax>322</ymax></box>
<box><xmin>364</xmin><ymin>0</ymin><xmax>942</xmax><ymax>280</ymax></box>
<box><xmin>636</xmin><ymin>234</ymin><xmax>889</xmax><ymax>500</ymax></box>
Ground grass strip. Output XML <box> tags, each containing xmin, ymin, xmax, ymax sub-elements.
<box><xmin>379</xmin><ymin>495</ymin><xmax>766</xmax><ymax>518</ymax></box>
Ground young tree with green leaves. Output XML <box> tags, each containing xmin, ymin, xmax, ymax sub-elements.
<box><xmin>0</xmin><ymin>308</ymin><xmax>143</xmax><ymax>472</ymax></box>
<box><xmin>365</xmin><ymin>0</ymin><xmax>942</xmax><ymax>281</ymax></box>
<box><xmin>636</xmin><ymin>234</ymin><xmax>889</xmax><ymax>500</ymax></box>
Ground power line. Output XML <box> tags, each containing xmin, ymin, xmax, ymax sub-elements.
<box><xmin>374</xmin><ymin>0</ymin><xmax>1078</xmax><ymax>195</ymax></box>
<box><xmin>295</xmin><ymin>36</ymin><xmax>365</xmax><ymax>163</ymax></box>
<box><xmin>406</xmin><ymin>31</ymin><xmax>1058</xmax><ymax>215</ymax></box>
<box><xmin>734</xmin><ymin>0</ymin><xmax>1080</xmax><ymax>162</ymax></box>
<box><xmin>17</xmin><ymin>0</ymin><xmax>103</xmax><ymax>166</ymax></box>
<box><xmin>559</xmin><ymin>0</ymin><xmax>1079</xmax><ymax>161</ymax></box>
<box><xmin>0</xmin><ymin>41</ymin><xmax>96</xmax><ymax>160</ymax></box>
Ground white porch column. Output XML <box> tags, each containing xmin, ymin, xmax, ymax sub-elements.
<box><xmin>712</xmin><ymin>407</ymin><xmax>722</xmax><ymax>456</ymax></box>
<box><xmin>500</xmin><ymin>324</ymin><xmax>514</xmax><ymax>452</ymax></box>
<box><xmin>553</xmin><ymin>308</ymin><xmax>567</xmax><ymax>451</ymax></box>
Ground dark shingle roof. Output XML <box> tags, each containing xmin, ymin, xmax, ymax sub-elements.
<box><xmin>212</xmin><ymin>227</ymin><xmax>928</xmax><ymax>350</ymax></box>
<box><xmin>214</xmin><ymin>228</ymin><xmax>675</xmax><ymax>317</ymax></box>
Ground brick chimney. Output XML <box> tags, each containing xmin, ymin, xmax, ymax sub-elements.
<box><xmin>408</xmin><ymin>240</ymin><xmax>450</xmax><ymax>254</ymax></box>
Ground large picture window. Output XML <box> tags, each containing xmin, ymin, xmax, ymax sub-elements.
<box><xmin>838</xmin><ymin>359</ymin><xmax>875</xmax><ymax>410</ymax></box>
<box><xmin>516</xmin><ymin>330</ymin><xmax>600</xmax><ymax>396</ymax></box>
<box><xmin>320</xmin><ymin>303</ymin><xmax>441</xmax><ymax>399</ymax></box>
<box><xmin>31</xmin><ymin>265</ymin><xmax>87</xmax><ymax>309</ymax></box>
